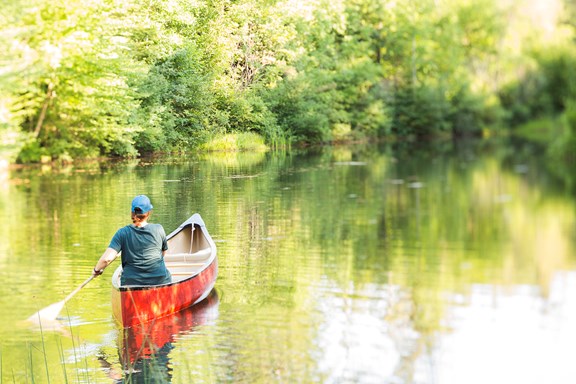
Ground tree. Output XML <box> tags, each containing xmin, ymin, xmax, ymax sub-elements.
<box><xmin>1</xmin><ymin>0</ymin><xmax>143</xmax><ymax>162</ymax></box>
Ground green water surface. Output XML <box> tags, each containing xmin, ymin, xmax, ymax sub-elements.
<box><xmin>0</xmin><ymin>139</ymin><xmax>574</xmax><ymax>383</ymax></box>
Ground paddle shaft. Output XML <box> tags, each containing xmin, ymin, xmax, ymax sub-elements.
<box><xmin>63</xmin><ymin>275</ymin><xmax>95</xmax><ymax>304</ymax></box>
<box><xmin>28</xmin><ymin>275</ymin><xmax>95</xmax><ymax>323</ymax></box>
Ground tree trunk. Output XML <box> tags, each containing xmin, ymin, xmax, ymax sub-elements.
<box><xmin>33</xmin><ymin>82</ymin><xmax>54</xmax><ymax>139</ymax></box>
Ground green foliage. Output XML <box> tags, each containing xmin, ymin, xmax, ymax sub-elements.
<box><xmin>550</xmin><ymin>101</ymin><xmax>576</xmax><ymax>163</ymax></box>
<box><xmin>137</xmin><ymin>46</ymin><xmax>215</xmax><ymax>151</ymax></box>
<box><xmin>566</xmin><ymin>102</ymin><xmax>576</xmax><ymax>136</ymax></box>
<box><xmin>392</xmin><ymin>85</ymin><xmax>452</xmax><ymax>137</ymax></box>
<box><xmin>200</xmin><ymin>132</ymin><xmax>268</xmax><ymax>152</ymax></box>
<box><xmin>15</xmin><ymin>140</ymin><xmax>44</xmax><ymax>164</ymax></box>
<box><xmin>1</xmin><ymin>0</ymin><xmax>143</xmax><ymax>160</ymax></box>
<box><xmin>537</xmin><ymin>47</ymin><xmax>576</xmax><ymax>112</ymax></box>
<box><xmin>263</xmin><ymin>74</ymin><xmax>329</xmax><ymax>143</ymax></box>
<box><xmin>1</xmin><ymin>0</ymin><xmax>573</xmax><ymax>162</ymax></box>
<box><xmin>499</xmin><ymin>45</ymin><xmax>576</xmax><ymax>126</ymax></box>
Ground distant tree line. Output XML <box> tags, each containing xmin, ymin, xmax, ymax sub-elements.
<box><xmin>0</xmin><ymin>0</ymin><xmax>574</xmax><ymax>163</ymax></box>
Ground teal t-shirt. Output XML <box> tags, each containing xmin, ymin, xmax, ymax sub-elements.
<box><xmin>109</xmin><ymin>224</ymin><xmax>171</xmax><ymax>286</ymax></box>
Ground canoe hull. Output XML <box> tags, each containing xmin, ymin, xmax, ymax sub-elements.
<box><xmin>111</xmin><ymin>213</ymin><xmax>217</xmax><ymax>328</ymax></box>
<box><xmin>119</xmin><ymin>290</ymin><xmax>219</xmax><ymax>365</ymax></box>
<box><xmin>111</xmin><ymin>260</ymin><xmax>217</xmax><ymax>327</ymax></box>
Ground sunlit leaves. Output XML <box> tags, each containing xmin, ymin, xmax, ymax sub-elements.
<box><xmin>1</xmin><ymin>0</ymin><xmax>574</xmax><ymax>161</ymax></box>
<box><xmin>0</xmin><ymin>0</ymin><xmax>145</xmax><ymax>160</ymax></box>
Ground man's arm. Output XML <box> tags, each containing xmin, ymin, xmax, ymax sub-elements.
<box><xmin>92</xmin><ymin>247</ymin><xmax>119</xmax><ymax>276</ymax></box>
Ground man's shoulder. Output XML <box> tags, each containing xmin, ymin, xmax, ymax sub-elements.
<box><xmin>150</xmin><ymin>223</ymin><xmax>166</xmax><ymax>233</ymax></box>
<box><xmin>114</xmin><ymin>225</ymin><xmax>132</xmax><ymax>236</ymax></box>
<box><xmin>120</xmin><ymin>225</ymin><xmax>134</xmax><ymax>233</ymax></box>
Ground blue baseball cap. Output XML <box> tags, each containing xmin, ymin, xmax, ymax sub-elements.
<box><xmin>131</xmin><ymin>195</ymin><xmax>153</xmax><ymax>214</ymax></box>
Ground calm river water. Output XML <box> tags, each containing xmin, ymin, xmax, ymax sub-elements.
<box><xmin>0</xmin><ymin>139</ymin><xmax>575</xmax><ymax>383</ymax></box>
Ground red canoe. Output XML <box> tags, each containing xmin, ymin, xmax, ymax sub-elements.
<box><xmin>119</xmin><ymin>290</ymin><xmax>219</xmax><ymax>366</ymax></box>
<box><xmin>111</xmin><ymin>214</ymin><xmax>218</xmax><ymax>328</ymax></box>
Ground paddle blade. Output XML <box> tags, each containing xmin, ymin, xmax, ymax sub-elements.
<box><xmin>26</xmin><ymin>275</ymin><xmax>94</xmax><ymax>326</ymax></box>
<box><xmin>27</xmin><ymin>300</ymin><xmax>66</xmax><ymax>324</ymax></box>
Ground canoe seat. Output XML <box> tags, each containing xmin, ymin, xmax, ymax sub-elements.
<box><xmin>168</xmin><ymin>263</ymin><xmax>205</xmax><ymax>281</ymax></box>
<box><xmin>164</xmin><ymin>248</ymin><xmax>211</xmax><ymax>263</ymax></box>
<box><xmin>165</xmin><ymin>262</ymin><xmax>205</xmax><ymax>268</ymax></box>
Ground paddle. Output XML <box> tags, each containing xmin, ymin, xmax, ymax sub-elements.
<box><xmin>28</xmin><ymin>275</ymin><xmax>95</xmax><ymax>324</ymax></box>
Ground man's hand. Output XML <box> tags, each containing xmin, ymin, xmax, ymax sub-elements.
<box><xmin>92</xmin><ymin>267</ymin><xmax>103</xmax><ymax>277</ymax></box>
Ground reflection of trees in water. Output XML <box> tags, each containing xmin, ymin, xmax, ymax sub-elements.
<box><xmin>386</xmin><ymin>285</ymin><xmax>437</xmax><ymax>384</ymax></box>
<box><xmin>315</xmin><ymin>276</ymin><xmax>441</xmax><ymax>383</ymax></box>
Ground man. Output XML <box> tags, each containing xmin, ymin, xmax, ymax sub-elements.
<box><xmin>92</xmin><ymin>195</ymin><xmax>171</xmax><ymax>285</ymax></box>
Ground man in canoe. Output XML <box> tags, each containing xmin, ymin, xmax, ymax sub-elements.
<box><xmin>92</xmin><ymin>195</ymin><xmax>172</xmax><ymax>285</ymax></box>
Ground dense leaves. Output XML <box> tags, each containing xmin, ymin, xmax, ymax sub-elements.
<box><xmin>0</xmin><ymin>0</ymin><xmax>574</xmax><ymax>162</ymax></box>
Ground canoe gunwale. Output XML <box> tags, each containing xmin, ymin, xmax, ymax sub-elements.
<box><xmin>115</xmin><ymin>268</ymin><xmax>209</xmax><ymax>292</ymax></box>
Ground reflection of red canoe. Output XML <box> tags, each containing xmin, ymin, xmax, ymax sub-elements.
<box><xmin>111</xmin><ymin>214</ymin><xmax>218</xmax><ymax>328</ymax></box>
<box><xmin>119</xmin><ymin>290</ymin><xmax>219</xmax><ymax>365</ymax></box>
